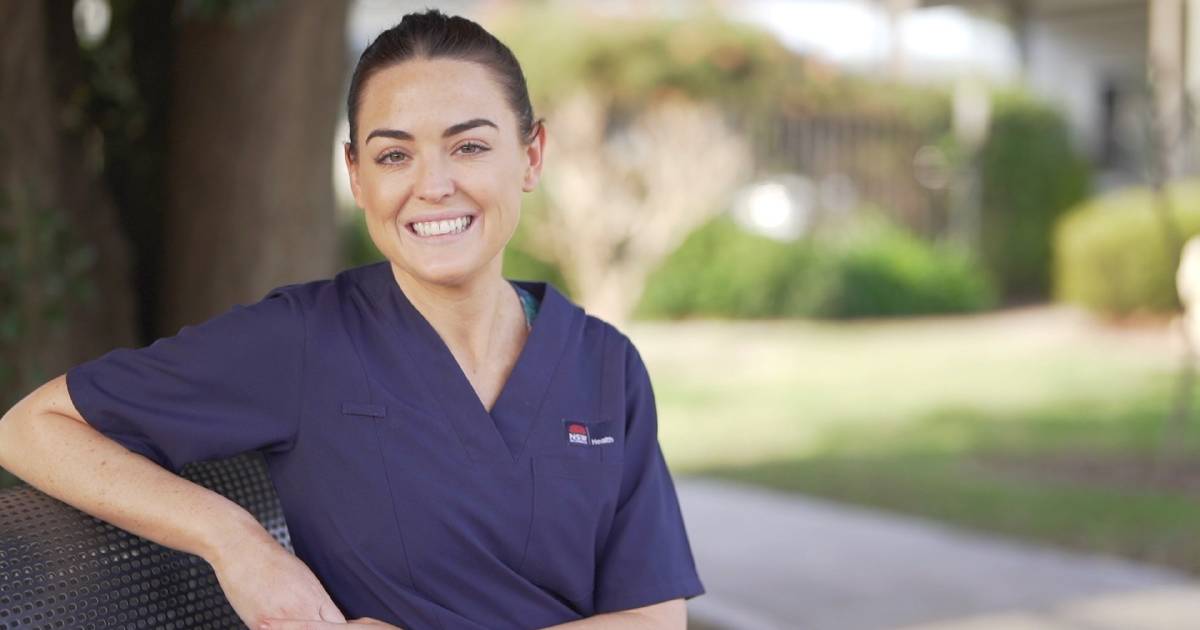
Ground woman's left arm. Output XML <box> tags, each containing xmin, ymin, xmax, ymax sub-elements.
<box><xmin>538</xmin><ymin>598</ymin><xmax>686</xmax><ymax>629</ymax></box>
<box><xmin>261</xmin><ymin>598</ymin><xmax>685</xmax><ymax>630</ymax></box>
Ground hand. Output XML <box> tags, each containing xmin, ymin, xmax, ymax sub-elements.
<box><xmin>207</xmin><ymin>531</ymin><xmax>347</xmax><ymax>629</ymax></box>
<box><xmin>260</xmin><ymin>617</ymin><xmax>403</xmax><ymax>629</ymax></box>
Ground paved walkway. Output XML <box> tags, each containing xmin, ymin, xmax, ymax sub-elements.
<box><xmin>676</xmin><ymin>477</ymin><xmax>1200</xmax><ymax>630</ymax></box>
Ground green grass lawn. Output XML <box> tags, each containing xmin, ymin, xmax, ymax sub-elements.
<box><xmin>630</xmin><ymin>307</ymin><xmax>1200</xmax><ymax>576</ymax></box>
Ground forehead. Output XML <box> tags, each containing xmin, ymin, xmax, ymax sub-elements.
<box><xmin>358</xmin><ymin>58</ymin><xmax>512</xmax><ymax>132</ymax></box>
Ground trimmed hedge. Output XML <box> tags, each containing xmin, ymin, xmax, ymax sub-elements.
<box><xmin>1055</xmin><ymin>181</ymin><xmax>1200</xmax><ymax>316</ymax></box>
<box><xmin>979</xmin><ymin>91</ymin><xmax>1092</xmax><ymax>302</ymax></box>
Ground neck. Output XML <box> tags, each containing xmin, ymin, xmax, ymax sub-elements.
<box><xmin>387</xmin><ymin>258</ymin><xmax>519</xmax><ymax>366</ymax></box>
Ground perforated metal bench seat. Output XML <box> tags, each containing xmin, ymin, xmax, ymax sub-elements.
<box><xmin>0</xmin><ymin>452</ymin><xmax>291</xmax><ymax>629</ymax></box>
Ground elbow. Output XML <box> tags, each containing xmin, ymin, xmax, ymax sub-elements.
<box><xmin>0</xmin><ymin>394</ymin><xmax>32</xmax><ymax>467</ymax></box>
<box><xmin>0</xmin><ymin>374</ymin><xmax>84</xmax><ymax>467</ymax></box>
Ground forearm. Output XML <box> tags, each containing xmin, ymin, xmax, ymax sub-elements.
<box><xmin>539</xmin><ymin>611</ymin><xmax>663</xmax><ymax>629</ymax></box>
<box><xmin>540</xmin><ymin>600</ymin><xmax>684</xmax><ymax>630</ymax></box>
<box><xmin>0</xmin><ymin>384</ymin><xmax>272</xmax><ymax>565</ymax></box>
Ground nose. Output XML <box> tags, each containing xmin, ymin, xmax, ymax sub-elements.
<box><xmin>415</xmin><ymin>154</ymin><xmax>454</xmax><ymax>204</ymax></box>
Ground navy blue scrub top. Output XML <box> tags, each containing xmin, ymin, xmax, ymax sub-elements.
<box><xmin>65</xmin><ymin>260</ymin><xmax>705</xmax><ymax>629</ymax></box>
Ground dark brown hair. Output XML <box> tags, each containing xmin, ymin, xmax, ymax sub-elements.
<box><xmin>345</xmin><ymin>9</ymin><xmax>542</xmax><ymax>158</ymax></box>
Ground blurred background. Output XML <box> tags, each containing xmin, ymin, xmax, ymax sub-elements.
<box><xmin>4</xmin><ymin>0</ymin><xmax>1200</xmax><ymax>627</ymax></box>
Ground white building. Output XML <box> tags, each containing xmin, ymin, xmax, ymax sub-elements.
<box><xmin>921</xmin><ymin>0</ymin><xmax>1200</xmax><ymax>190</ymax></box>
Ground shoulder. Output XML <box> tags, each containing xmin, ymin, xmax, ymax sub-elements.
<box><xmin>568</xmin><ymin>307</ymin><xmax>658</xmax><ymax>430</ymax></box>
<box><xmin>259</xmin><ymin>261</ymin><xmax>382</xmax><ymax>313</ymax></box>
<box><xmin>539</xmin><ymin>281</ymin><xmax>638</xmax><ymax>356</ymax></box>
<box><xmin>585</xmin><ymin>314</ymin><xmax>640</xmax><ymax>367</ymax></box>
<box><xmin>551</xmin><ymin>289</ymin><xmax>647</xmax><ymax>381</ymax></box>
<box><xmin>224</xmin><ymin>264</ymin><xmax>391</xmax><ymax>347</ymax></box>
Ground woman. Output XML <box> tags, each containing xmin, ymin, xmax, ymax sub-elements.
<box><xmin>0</xmin><ymin>9</ymin><xmax>703</xmax><ymax>630</ymax></box>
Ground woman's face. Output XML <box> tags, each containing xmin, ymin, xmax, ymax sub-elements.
<box><xmin>345</xmin><ymin>57</ymin><xmax>544</xmax><ymax>288</ymax></box>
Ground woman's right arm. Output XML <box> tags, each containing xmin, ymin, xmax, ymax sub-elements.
<box><xmin>0</xmin><ymin>374</ymin><xmax>347</xmax><ymax>628</ymax></box>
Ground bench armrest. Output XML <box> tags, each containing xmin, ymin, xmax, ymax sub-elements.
<box><xmin>0</xmin><ymin>451</ymin><xmax>292</xmax><ymax>629</ymax></box>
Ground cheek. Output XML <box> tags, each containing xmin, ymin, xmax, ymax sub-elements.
<box><xmin>361</xmin><ymin>173</ymin><xmax>411</xmax><ymax>218</ymax></box>
<box><xmin>483</xmin><ymin>163</ymin><xmax>526</xmax><ymax>210</ymax></box>
<box><xmin>481</xmin><ymin>183</ymin><xmax>522</xmax><ymax>232</ymax></box>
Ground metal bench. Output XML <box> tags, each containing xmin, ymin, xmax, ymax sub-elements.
<box><xmin>0</xmin><ymin>451</ymin><xmax>290</xmax><ymax>629</ymax></box>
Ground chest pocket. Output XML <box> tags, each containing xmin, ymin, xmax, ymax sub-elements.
<box><xmin>519</xmin><ymin>453</ymin><xmax>622</xmax><ymax>608</ymax></box>
<box><xmin>517</xmin><ymin>332</ymin><xmax>630</xmax><ymax>608</ymax></box>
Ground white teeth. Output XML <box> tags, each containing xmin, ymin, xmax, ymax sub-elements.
<box><xmin>412</xmin><ymin>216</ymin><xmax>472</xmax><ymax>237</ymax></box>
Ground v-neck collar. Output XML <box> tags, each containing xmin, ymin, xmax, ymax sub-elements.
<box><xmin>360</xmin><ymin>261</ymin><xmax>578</xmax><ymax>467</ymax></box>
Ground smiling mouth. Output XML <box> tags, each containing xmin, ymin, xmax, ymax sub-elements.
<box><xmin>406</xmin><ymin>215</ymin><xmax>475</xmax><ymax>238</ymax></box>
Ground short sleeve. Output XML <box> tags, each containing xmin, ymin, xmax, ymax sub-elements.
<box><xmin>65</xmin><ymin>286</ymin><xmax>306</xmax><ymax>475</ymax></box>
<box><xmin>593</xmin><ymin>341</ymin><xmax>705</xmax><ymax>613</ymax></box>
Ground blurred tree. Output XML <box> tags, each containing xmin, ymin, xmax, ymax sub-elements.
<box><xmin>529</xmin><ymin>90</ymin><xmax>750</xmax><ymax>324</ymax></box>
<box><xmin>1146</xmin><ymin>0</ymin><xmax>1194</xmax><ymax>456</ymax></box>
<box><xmin>491</xmin><ymin>6</ymin><xmax>774</xmax><ymax>324</ymax></box>
<box><xmin>489</xmin><ymin>4</ymin><xmax>961</xmax><ymax>323</ymax></box>
<box><xmin>0</xmin><ymin>0</ymin><xmax>138</xmax><ymax>408</ymax></box>
<box><xmin>884</xmin><ymin>0</ymin><xmax>917</xmax><ymax>80</ymax></box>
<box><xmin>0</xmin><ymin>0</ymin><xmax>348</xmax><ymax>411</ymax></box>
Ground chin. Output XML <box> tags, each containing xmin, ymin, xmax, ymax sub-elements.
<box><xmin>389</xmin><ymin>239</ymin><xmax>505</xmax><ymax>289</ymax></box>
<box><xmin>408</xmin><ymin>260</ymin><xmax>483</xmax><ymax>288</ymax></box>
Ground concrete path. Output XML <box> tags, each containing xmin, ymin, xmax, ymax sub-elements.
<box><xmin>676</xmin><ymin>476</ymin><xmax>1200</xmax><ymax>630</ymax></box>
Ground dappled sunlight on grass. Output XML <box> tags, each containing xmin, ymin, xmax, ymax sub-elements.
<box><xmin>627</xmin><ymin>307</ymin><xmax>1200</xmax><ymax>574</ymax></box>
<box><xmin>628</xmin><ymin>307</ymin><xmax>1182</xmax><ymax>471</ymax></box>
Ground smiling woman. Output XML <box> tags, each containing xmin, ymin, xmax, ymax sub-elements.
<box><xmin>346</xmin><ymin>55</ymin><xmax>531</xmax><ymax>293</ymax></box>
<box><xmin>0</xmin><ymin>7</ymin><xmax>704</xmax><ymax>630</ymax></box>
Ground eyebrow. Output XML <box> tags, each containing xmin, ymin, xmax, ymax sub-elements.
<box><xmin>365</xmin><ymin>118</ymin><xmax>498</xmax><ymax>144</ymax></box>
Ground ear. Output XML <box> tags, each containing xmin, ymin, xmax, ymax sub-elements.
<box><xmin>344</xmin><ymin>142</ymin><xmax>365</xmax><ymax>209</ymax></box>
<box><xmin>521</xmin><ymin>121</ymin><xmax>546</xmax><ymax>193</ymax></box>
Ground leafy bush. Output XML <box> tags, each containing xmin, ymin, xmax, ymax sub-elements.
<box><xmin>979</xmin><ymin>91</ymin><xmax>1092</xmax><ymax>302</ymax></box>
<box><xmin>636</xmin><ymin>213</ymin><xmax>996</xmax><ymax>320</ymax></box>
<box><xmin>820</xmin><ymin>220</ymin><xmax>997</xmax><ymax>318</ymax></box>
<box><xmin>1055</xmin><ymin>181</ymin><xmax>1200</xmax><ymax>316</ymax></box>
<box><xmin>633</xmin><ymin>215</ymin><xmax>808</xmax><ymax>318</ymax></box>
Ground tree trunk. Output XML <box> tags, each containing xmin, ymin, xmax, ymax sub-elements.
<box><xmin>0</xmin><ymin>0</ymin><xmax>138</xmax><ymax>409</ymax></box>
<box><xmin>160</xmin><ymin>0</ymin><xmax>348</xmax><ymax>333</ymax></box>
